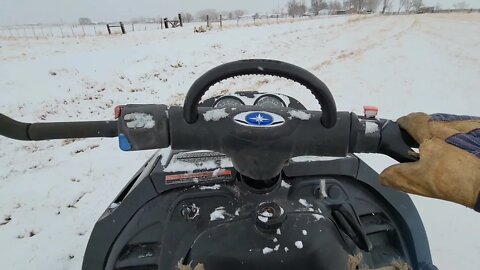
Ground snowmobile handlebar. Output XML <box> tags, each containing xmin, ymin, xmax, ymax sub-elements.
<box><xmin>0</xmin><ymin>105</ymin><xmax>417</xmax><ymax>179</ymax></box>
<box><xmin>183</xmin><ymin>59</ymin><xmax>337</xmax><ymax>128</ymax></box>
<box><xmin>0</xmin><ymin>113</ymin><xmax>118</xmax><ymax>141</ymax></box>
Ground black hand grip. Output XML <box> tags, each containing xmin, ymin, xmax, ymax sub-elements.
<box><xmin>0</xmin><ymin>113</ymin><xmax>31</xmax><ymax>140</ymax></box>
<box><xmin>0</xmin><ymin>113</ymin><xmax>117</xmax><ymax>141</ymax></box>
<box><xmin>379</xmin><ymin>121</ymin><xmax>418</xmax><ymax>163</ymax></box>
<box><xmin>183</xmin><ymin>59</ymin><xmax>337</xmax><ymax>128</ymax></box>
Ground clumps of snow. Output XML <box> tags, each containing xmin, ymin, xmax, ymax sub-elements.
<box><xmin>257</xmin><ymin>66</ymin><xmax>265</xmax><ymax>71</ymax></box>
<box><xmin>302</xmin><ymin>229</ymin><xmax>307</xmax><ymax>236</ymax></box>
<box><xmin>288</xmin><ymin>110</ymin><xmax>311</xmax><ymax>120</ymax></box>
<box><xmin>235</xmin><ymin>208</ymin><xmax>240</xmax><ymax>216</ymax></box>
<box><xmin>295</xmin><ymin>241</ymin><xmax>303</xmax><ymax>249</ymax></box>
<box><xmin>320</xmin><ymin>179</ymin><xmax>328</xmax><ymax>198</ymax></box>
<box><xmin>273</xmin><ymin>237</ymin><xmax>278</xmax><ymax>243</ymax></box>
<box><xmin>312</xmin><ymin>214</ymin><xmax>325</xmax><ymax>221</ymax></box>
<box><xmin>124</xmin><ymin>113</ymin><xmax>155</xmax><ymax>128</ymax></box>
<box><xmin>108</xmin><ymin>202</ymin><xmax>119</xmax><ymax>209</ymax></box>
<box><xmin>203</xmin><ymin>108</ymin><xmax>229</xmax><ymax>121</ymax></box>
<box><xmin>276</xmin><ymin>228</ymin><xmax>282</xmax><ymax>235</ymax></box>
<box><xmin>299</xmin><ymin>198</ymin><xmax>313</xmax><ymax>208</ymax></box>
<box><xmin>258</xmin><ymin>215</ymin><xmax>269</xmax><ymax>223</ymax></box>
<box><xmin>164</xmin><ymin>158</ymin><xmax>233</xmax><ymax>172</ymax></box>
<box><xmin>212</xmin><ymin>168</ymin><xmax>225</xmax><ymax>177</ymax></box>
<box><xmin>284</xmin><ymin>247</ymin><xmax>289</xmax><ymax>252</ymax></box>
<box><xmin>199</xmin><ymin>184</ymin><xmax>221</xmax><ymax>190</ymax></box>
<box><xmin>274</xmin><ymin>244</ymin><xmax>280</xmax><ymax>251</ymax></box>
<box><xmin>210</xmin><ymin>207</ymin><xmax>227</xmax><ymax>221</ymax></box>
<box><xmin>281</xmin><ymin>180</ymin><xmax>291</xmax><ymax>188</ymax></box>
<box><xmin>159</xmin><ymin>147</ymin><xmax>172</xmax><ymax>166</ymax></box>
<box><xmin>262</xmin><ymin>247</ymin><xmax>273</xmax><ymax>254</ymax></box>
<box><xmin>365</xmin><ymin>121</ymin><xmax>379</xmax><ymax>134</ymax></box>
<box><xmin>260</xmin><ymin>211</ymin><xmax>274</xmax><ymax>217</ymax></box>
<box><xmin>189</xmin><ymin>204</ymin><xmax>201</xmax><ymax>219</ymax></box>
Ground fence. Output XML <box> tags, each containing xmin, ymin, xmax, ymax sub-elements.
<box><xmin>0</xmin><ymin>22</ymin><xmax>170</xmax><ymax>39</ymax></box>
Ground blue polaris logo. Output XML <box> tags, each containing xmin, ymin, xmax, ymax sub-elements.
<box><xmin>234</xmin><ymin>111</ymin><xmax>285</xmax><ymax>127</ymax></box>
<box><xmin>245</xmin><ymin>112</ymin><xmax>274</xmax><ymax>126</ymax></box>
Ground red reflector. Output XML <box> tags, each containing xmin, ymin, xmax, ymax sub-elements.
<box><xmin>363</xmin><ymin>105</ymin><xmax>378</xmax><ymax>118</ymax></box>
<box><xmin>114</xmin><ymin>105</ymin><xmax>122</xmax><ymax>119</ymax></box>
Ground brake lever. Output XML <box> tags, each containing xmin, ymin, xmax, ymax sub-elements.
<box><xmin>378</xmin><ymin>120</ymin><xmax>418</xmax><ymax>163</ymax></box>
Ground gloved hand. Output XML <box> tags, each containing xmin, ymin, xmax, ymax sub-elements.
<box><xmin>380</xmin><ymin>113</ymin><xmax>480</xmax><ymax>211</ymax></box>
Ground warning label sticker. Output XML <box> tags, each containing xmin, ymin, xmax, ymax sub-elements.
<box><xmin>165</xmin><ymin>168</ymin><xmax>232</xmax><ymax>185</ymax></box>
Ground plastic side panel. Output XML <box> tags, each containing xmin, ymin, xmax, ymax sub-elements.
<box><xmin>355</xmin><ymin>158</ymin><xmax>433</xmax><ymax>266</ymax></box>
<box><xmin>82</xmin><ymin>162</ymin><xmax>159</xmax><ymax>270</ymax></box>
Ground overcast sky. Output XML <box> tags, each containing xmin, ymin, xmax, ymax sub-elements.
<box><xmin>0</xmin><ymin>0</ymin><xmax>478</xmax><ymax>26</ymax></box>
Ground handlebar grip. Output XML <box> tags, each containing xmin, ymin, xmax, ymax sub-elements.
<box><xmin>351</xmin><ymin>117</ymin><xmax>418</xmax><ymax>163</ymax></box>
<box><xmin>0</xmin><ymin>113</ymin><xmax>31</xmax><ymax>140</ymax></box>
<box><xmin>28</xmin><ymin>121</ymin><xmax>118</xmax><ymax>140</ymax></box>
<box><xmin>0</xmin><ymin>113</ymin><xmax>117</xmax><ymax>141</ymax></box>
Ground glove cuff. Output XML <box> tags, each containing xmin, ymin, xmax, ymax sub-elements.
<box><xmin>475</xmin><ymin>194</ymin><xmax>480</xmax><ymax>213</ymax></box>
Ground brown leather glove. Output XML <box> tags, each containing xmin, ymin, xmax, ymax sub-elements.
<box><xmin>380</xmin><ymin>113</ymin><xmax>480</xmax><ymax>211</ymax></box>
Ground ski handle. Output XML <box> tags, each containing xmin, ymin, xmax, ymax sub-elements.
<box><xmin>0</xmin><ymin>107</ymin><xmax>417</xmax><ymax>164</ymax></box>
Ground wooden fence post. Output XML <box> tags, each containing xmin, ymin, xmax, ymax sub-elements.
<box><xmin>93</xmin><ymin>25</ymin><xmax>97</xmax><ymax>35</ymax></box>
<box><xmin>107</xmin><ymin>24</ymin><xmax>111</xmax><ymax>34</ymax></box>
<box><xmin>120</xmin><ymin>22</ymin><xmax>126</xmax><ymax>34</ymax></box>
<box><xmin>164</xmin><ymin>18</ymin><xmax>169</xmax><ymax>29</ymax></box>
<box><xmin>206</xmin><ymin>15</ymin><xmax>210</xmax><ymax>27</ymax></box>
<box><xmin>131</xmin><ymin>24</ymin><xmax>135</xmax><ymax>32</ymax></box>
<box><xmin>178</xmin><ymin>13</ymin><xmax>183</xmax><ymax>27</ymax></box>
<box><xmin>220</xmin><ymin>15</ymin><xmax>223</xmax><ymax>28</ymax></box>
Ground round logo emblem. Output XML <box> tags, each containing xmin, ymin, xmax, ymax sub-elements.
<box><xmin>245</xmin><ymin>112</ymin><xmax>274</xmax><ymax>126</ymax></box>
<box><xmin>234</xmin><ymin>111</ymin><xmax>285</xmax><ymax>127</ymax></box>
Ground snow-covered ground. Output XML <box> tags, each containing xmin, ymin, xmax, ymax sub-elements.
<box><xmin>1</xmin><ymin>13</ymin><xmax>479</xmax><ymax>269</ymax></box>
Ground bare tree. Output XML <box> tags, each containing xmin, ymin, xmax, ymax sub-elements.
<box><xmin>181</xmin><ymin>12</ymin><xmax>193</xmax><ymax>23</ymax></box>
<box><xmin>328</xmin><ymin>0</ymin><xmax>344</xmax><ymax>12</ymax></box>
<box><xmin>412</xmin><ymin>0</ymin><xmax>423</xmax><ymax>11</ymax></box>
<box><xmin>397</xmin><ymin>0</ymin><xmax>407</xmax><ymax>13</ymax></box>
<box><xmin>287</xmin><ymin>0</ymin><xmax>307</xmax><ymax>17</ymax></box>
<box><xmin>78</xmin><ymin>17</ymin><xmax>92</xmax><ymax>25</ymax></box>
<box><xmin>350</xmin><ymin>0</ymin><xmax>365</xmax><ymax>12</ymax></box>
<box><xmin>310</xmin><ymin>0</ymin><xmax>328</xmax><ymax>14</ymax></box>
<box><xmin>381</xmin><ymin>0</ymin><xmax>391</xmax><ymax>13</ymax></box>
<box><xmin>365</xmin><ymin>0</ymin><xmax>380</xmax><ymax>11</ymax></box>
<box><xmin>196</xmin><ymin>9</ymin><xmax>219</xmax><ymax>21</ymax></box>
<box><xmin>453</xmin><ymin>1</ymin><xmax>468</xmax><ymax>9</ymax></box>
<box><xmin>233</xmin><ymin>9</ymin><xmax>246</xmax><ymax>18</ymax></box>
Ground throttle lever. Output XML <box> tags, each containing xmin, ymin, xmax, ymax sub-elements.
<box><xmin>378</xmin><ymin>120</ymin><xmax>418</xmax><ymax>163</ymax></box>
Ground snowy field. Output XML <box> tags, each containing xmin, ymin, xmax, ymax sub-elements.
<box><xmin>1</xmin><ymin>13</ymin><xmax>479</xmax><ymax>269</ymax></box>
